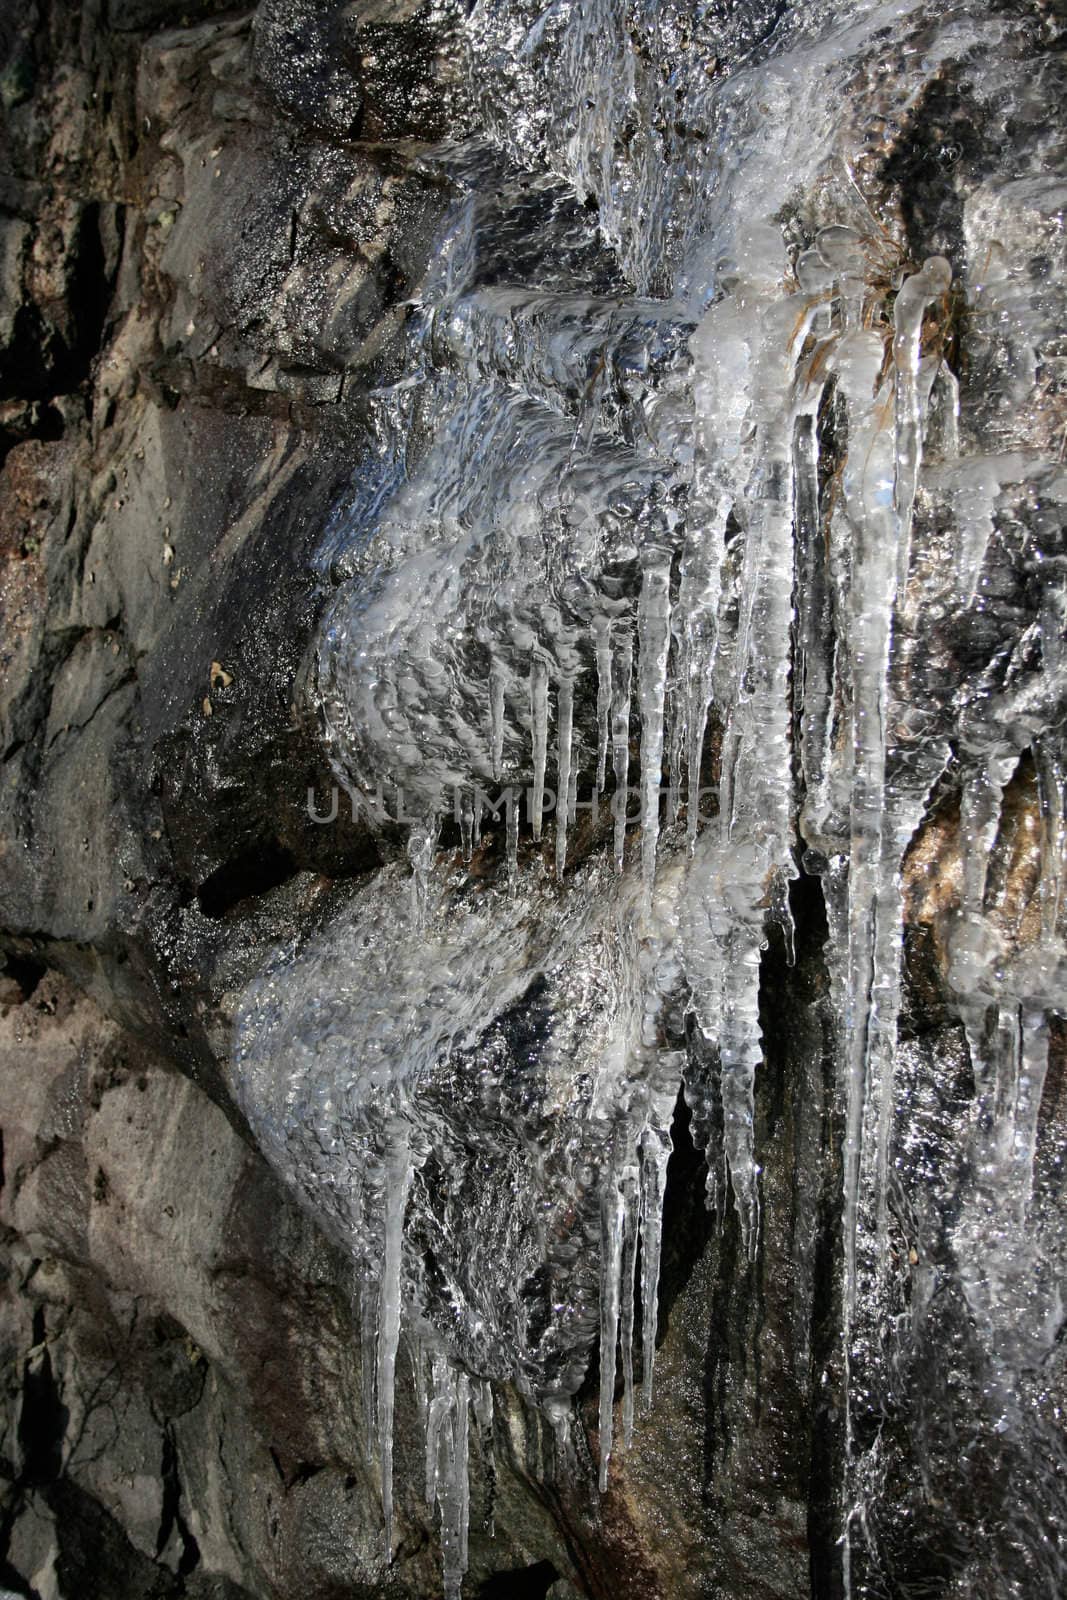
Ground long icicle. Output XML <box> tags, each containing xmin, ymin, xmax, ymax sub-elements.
<box><xmin>489</xmin><ymin>658</ymin><xmax>506</xmax><ymax>781</ymax></box>
<box><xmin>639</xmin><ymin>1120</ymin><xmax>673</xmax><ymax>1412</ymax></box>
<box><xmin>595</xmin><ymin>615</ymin><xmax>612</xmax><ymax>793</ymax></box>
<box><xmin>436</xmin><ymin>1366</ymin><xmax>471</xmax><ymax>1600</ymax></box>
<box><xmin>679</xmin><ymin>497</ymin><xmax>728</xmax><ymax>848</ymax></box>
<box><xmin>530</xmin><ymin>651</ymin><xmax>550</xmax><ymax>841</ymax></box>
<box><xmin>718</xmin><ymin>919</ymin><xmax>763</xmax><ymax>1254</ymax></box>
<box><xmin>426</xmin><ymin>1350</ymin><xmax>451</xmax><ymax>1507</ymax></box>
<box><xmin>378</xmin><ymin>1122</ymin><xmax>414</xmax><ymax>1556</ymax></box>
<box><xmin>836</xmin><ymin>257</ymin><xmax>953</xmax><ymax>1599</ymax></box>
<box><xmin>891</xmin><ymin>256</ymin><xmax>952</xmax><ymax>596</ymax></box>
<box><xmin>360</xmin><ymin>1275</ymin><xmax>378</xmax><ymax>1465</ymax></box>
<box><xmin>619</xmin><ymin>1164</ymin><xmax>640</xmax><ymax>1450</ymax></box>
<box><xmin>611</xmin><ymin>630</ymin><xmax>634</xmax><ymax>872</ymax></box>
<box><xmin>556</xmin><ymin>677</ymin><xmax>574</xmax><ymax>880</ymax></box>
<box><xmin>637</xmin><ymin>552</ymin><xmax>672</xmax><ymax>903</ymax></box>
<box><xmin>598</xmin><ymin>1171</ymin><xmax>625</xmax><ymax>1490</ymax></box>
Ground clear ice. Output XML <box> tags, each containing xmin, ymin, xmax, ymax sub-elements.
<box><xmin>234</xmin><ymin>1</ymin><xmax>1067</xmax><ymax>1594</ymax></box>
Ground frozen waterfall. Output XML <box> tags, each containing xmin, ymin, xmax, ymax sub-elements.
<box><xmin>234</xmin><ymin>1</ymin><xmax>1067</xmax><ymax>1595</ymax></box>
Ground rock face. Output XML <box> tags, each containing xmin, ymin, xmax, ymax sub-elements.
<box><xmin>0</xmin><ymin>973</ymin><xmax>580</xmax><ymax>1599</ymax></box>
<box><xmin>1</xmin><ymin>3</ymin><xmax>1065</xmax><ymax>1599</ymax></box>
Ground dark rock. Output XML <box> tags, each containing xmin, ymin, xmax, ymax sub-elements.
<box><xmin>252</xmin><ymin>0</ymin><xmax>364</xmax><ymax>141</ymax></box>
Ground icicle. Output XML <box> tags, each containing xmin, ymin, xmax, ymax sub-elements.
<box><xmin>411</xmin><ymin>1336</ymin><xmax>429</xmax><ymax>1429</ymax></box>
<box><xmin>676</xmin><ymin>431</ymin><xmax>728</xmax><ymax>850</ymax></box>
<box><xmin>839</xmin><ymin>266</ymin><xmax>951</xmax><ymax>1283</ymax></box>
<box><xmin>360</xmin><ymin>1275</ymin><xmax>378</xmax><ymax>1464</ymax></box>
<box><xmin>665</xmin><ymin>677</ymin><xmax>685</xmax><ymax>827</ymax></box>
<box><xmin>834</xmin><ymin>333</ymin><xmax>897</xmax><ymax>1357</ymax></box>
<box><xmin>794</xmin><ymin>410</ymin><xmax>836</xmax><ymax>853</ymax></box>
<box><xmin>1036</xmin><ymin>741</ymin><xmax>1065</xmax><ymax>944</ymax></box>
<box><xmin>892</xmin><ymin>256</ymin><xmax>952</xmax><ymax>596</ymax></box>
<box><xmin>489</xmin><ymin>659</ymin><xmax>506</xmax><ymax>781</ymax></box>
<box><xmin>568</xmin><ymin>757</ymin><xmax>578</xmax><ymax>844</ymax></box>
<box><xmin>680</xmin><ymin>1019</ymin><xmax>725</xmax><ymax>1216</ymax></box>
<box><xmin>555</xmin><ymin>677</ymin><xmax>574</xmax><ymax>880</ymax></box>
<box><xmin>926</xmin><ymin>359</ymin><xmax>959</xmax><ymax>461</ymax></box>
<box><xmin>868</xmin><ymin>789</ymin><xmax>940</xmax><ymax>1262</ymax></box>
<box><xmin>456</xmin><ymin>1372</ymin><xmax>471</xmax><ymax>1578</ymax></box>
<box><xmin>377</xmin><ymin>1123</ymin><xmax>414</xmax><ymax>1557</ymax></box>
<box><xmin>505</xmin><ymin>786</ymin><xmax>519</xmax><ymax>885</ymax></box>
<box><xmin>717</xmin><ymin>441</ymin><xmax>795</xmax><ymax>855</ymax></box>
<box><xmin>956</xmin><ymin>754</ymin><xmax>1015</xmax><ymax>918</ymax></box>
<box><xmin>407</xmin><ymin>820</ymin><xmax>437</xmax><ymax>930</ymax></box>
<box><xmin>597</xmin><ymin>1173</ymin><xmax>625</xmax><ymax>1490</ymax></box>
<box><xmin>619</xmin><ymin>1164</ymin><xmax>640</xmax><ymax>1450</ymax></box>
<box><xmin>858</xmin><ymin>781</ymin><xmax>948</xmax><ymax>1291</ymax></box>
<box><xmin>952</xmin><ymin>457</ymin><xmax>1002</xmax><ymax>605</ymax></box>
<box><xmin>719</xmin><ymin>920</ymin><xmax>763</xmax><ymax>1254</ymax></box>
<box><xmin>686</xmin><ymin>677</ymin><xmax>712</xmax><ymax>844</ymax></box>
<box><xmin>1013</xmin><ymin>1007</ymin><xmax>1050</xmax><ymax>1211</ymax></box>
<box><xmin>814</xmin><ymin>223</ymin><xmax>866</xmax><ymax>330</ymax></box>
<box><xmin>639</xmin><ymin>1121</ymin><xmax>672</xmax><ymax>1412</ymax></box>
<box><xmin>955</xmin><ymin>1002</ymin><xmax>1051</xmax><ymax>1380</ymax></box>
<box><xmin>610</xmin><ymin>630</ymin><xmax>634</xmax><ymax>873</ymax></box>
<box><xmin>530</xmin><ymin>651</ymin><xmax>550</xmax><ymax>842</ymax></box>
<box><xmin>594</xmin><ymin>615</ymin><xmax>612</xmax><ymax>793</ymax></box>
<box><xmin>425</xmin><ymin>1351</ymin><xmax>451</xmax><ymax>1507</ymax></box>
<box><xmin>545</xmin><ymin>1396</ymin><xmax>571</xmax><ymax>1458</ymax></box>
<box><xmin>472</xmin><ymin>1379</ymin><xmax>495</xmax><ymax>1539</ymax></box>
<box><xmin>459</xmin><ymin>789</ymin><xmax>474</xmax><ymax>862</ymax></box>
<box><xmin>700</xmin><ymin>404</ymin><xmax>800</xmax><ymax>1250</ymax></box>
<box><xmin>637</xmin><ymin>553</ymin><xmax>671</xmax><ymax>903</ymax></box>
<box><xmin>796</xmin><ymin>247</ymin><xmax>835</xmax><ymax>334</ymax></box>
<box><xmin>833</xmin><ymin>258</ymin><xmax>953</xmax><ymax>1600</ymax></box>
<box><xmin>425</xmin><ymin>1359</ymin><xmax>474</xmax><ymax>1597</ymax></box>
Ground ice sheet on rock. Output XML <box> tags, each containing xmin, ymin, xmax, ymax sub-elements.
<box><xmin>232</xmin><ymin>6</ymin><xmax>1067</xmax><ymax>1595</ymax></box>
<box><xmin>234</xmin><ymin>858</ymin><xmax>690</xmax><ymax>1507</ymax></box>
<box><xmin>314</xmin><ymin>376</ymin><xmax>673</xmax><ymax>826</ymax></box>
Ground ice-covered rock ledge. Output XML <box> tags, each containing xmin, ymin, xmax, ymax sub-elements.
<box><xmin>234</xmin><ymin>2</ymin><xmax>1067</xmax><ymax>1597</ymax></box>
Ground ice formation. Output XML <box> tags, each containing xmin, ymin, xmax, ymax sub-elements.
<box><xmin>234</xmin><ymin>1</ymin><xmax>1067</xmax><ymax>1593</ymax></box>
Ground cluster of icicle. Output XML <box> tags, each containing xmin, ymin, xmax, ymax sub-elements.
<box><xmin>244</xmin><ymin>5</ymin><xmax>1067</xmax><ymax>1592</ymax></box>
<box><xmin>307</xmin><ymin>211</ymin><xmax>1006</xmax><ymax>1597</ymax></box>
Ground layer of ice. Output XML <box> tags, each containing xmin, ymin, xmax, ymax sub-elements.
<box><xmin>234</xmin><ymin>2</ymin><xmax>1067</xmax><ymax>1593</ymax></box>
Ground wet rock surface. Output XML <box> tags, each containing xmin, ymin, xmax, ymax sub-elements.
<box><xmin>0</xmin><ymin>972</ymin><xmax>587</xmax><ymax>1599</ymax></box>
<box><xmin>1</xmin><ymin>2</ymin><xmax>1065</xmax><ymax>1598</ymax></box>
